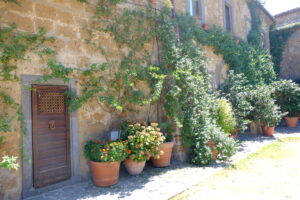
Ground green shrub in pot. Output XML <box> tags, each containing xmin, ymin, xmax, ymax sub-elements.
<box><xmin>270</xmin><ymin>80</ymin><xmax>300</xmax><ymax>117</ymax></box>
<box><xmin>249</xmin><ymin>86</ymin><xmax>286</xmax><ymax>128</ymax></box>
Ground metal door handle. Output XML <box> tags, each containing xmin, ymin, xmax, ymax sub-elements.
<box><xmin>49</xmin><ymin>120</ymin><xmax>55</xmax><ymax>130</ymax></box>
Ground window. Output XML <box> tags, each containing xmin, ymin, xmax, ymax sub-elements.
<box><xmin>225</xmin><ymin>5</ymin><xmax>231</xmax><ymax>32</ymax></box>
<box><xmin>189</xmin><ymin>0</ymin><xmax>205</xmax><ymax>24</ymax></box>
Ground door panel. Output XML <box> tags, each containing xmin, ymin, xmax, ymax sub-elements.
<box><xmin>32</xmin><ymin>85</ymin><xmax>71</xmax><ymax>188</ymax></box>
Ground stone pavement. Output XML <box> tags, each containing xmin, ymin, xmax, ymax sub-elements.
<box><xmin>25</xmin><ymin>126</ymin><xmax>300</xmax><ymax>200</ymax></box>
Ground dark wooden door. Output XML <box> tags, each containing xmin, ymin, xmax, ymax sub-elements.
<box><xmin>32</xmin><ymin>85</ymin><xmax>71</xmax><ymax>188</ymax></box>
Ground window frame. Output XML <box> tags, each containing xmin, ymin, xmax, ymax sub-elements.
<box><xmin>223</xmin><ymin>0</ymin><xmax>235</xmax><ymax>34</ymax></box>
<box><xmin>188</xmin><ymin>0</ymin><xmax>205</xmax><ymax>25</ymax></box>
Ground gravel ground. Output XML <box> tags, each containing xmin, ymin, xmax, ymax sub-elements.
<box><xmin>25</xmin><ymin>126</ymin><xmax>300</xmax><ymax>200</ymax></box>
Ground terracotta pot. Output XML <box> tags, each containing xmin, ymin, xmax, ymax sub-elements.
<box><xmin>151</xmin><ymin>142</ymin><xmax>174</xmax><ymax>167</ymax></box>
<box><xmin>124</xmin><ymin>159</ymin><xmax>146</xmax><ymax>175</ymax></box>
<box><xmin>261</xmin><ymin>126</ymin><xmax>275</xmax><ymax>136</ymax></box>
<box><xmin>206</xmin><ymin>140</ymin><xmax>219</xmax><ymax>160</ymax></box>
<box><xmin>202</xmin><ymin>24</ymin><xmax>210</xmax><ymax>30</ymax></box>
<box><xmin>230</xmin><ymin>129</ymin><xmax>238</xmax><ymax>139</ymax></box>
<box><xmin>149</xmin><ymin>0</ymin><xmax>157</xmax><ymax>4</ymax></box>
<box><xmin>230</xmin><ymin>134</ymin><xmax>237</xmax><ymax>140</ymax></box>
<box><xmin>284</xmin><ymin>117</ymin><xmax>299</xmax><ymax>128</ymax></box>
<box><xmin>89</xmin><ymin>161</ymin><xmax>120</xmax><ymax>187</ymax></box>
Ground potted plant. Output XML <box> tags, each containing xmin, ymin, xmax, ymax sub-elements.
<box><xmin>84</xmin><ymin>140</ymin><xmax>128</xmax><ymax>187</ymax></box>
<box><xmin>202</xmin><ymin>23</ymin><xmax>210</xmax><ymax>30</ymax></box>
<box><xmin>251</xmin><ymin>87</ymin><xmax>286</xmax><ymax>136</ymax></box>
<box><xmin>151</xmin><ymin>123</ymin><xmax>174</xmax><ymax>167</ymax></box>
<box><xmin>215</xmin><ymin>98</ymin><xmax>238</xmax><ymax>139</ymax></box>
<box><xmin>122</xmin><ymin>123</ymin><xmax>165</xmax><ymax>175</ymax></box>
<box><xmin>270</xmin><ymin>80</ymin><xmax>300</xmax><ymax>128</ymax></box>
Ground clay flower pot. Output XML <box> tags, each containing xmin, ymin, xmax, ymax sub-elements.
<box><xmin>151</xmin><ymin>142</ymin><xmax>174</xmax><ymax>167</ymax></box>
<box><xmin>230</xmin><ymin>129</ymin><xmax>238</xmax><ymax>140</ymax></box>
<box><xmin>284</xmin><ymin>117</ymin><xmax>299</xmax><ymax>128</ymax></box>
<box><xmin>206</xmin><ymin>140</ymin><xmax>219</xmax><ymax>160</ymax></box>
<box><xmin>89</xmin><ymin>161</ymin><xmax>120</xmax><ymax>187</ymax></box>
<box><xmin>261</xmin><ymin>126</ymin><xmax>275</xmax><ymax>136</ymax></box>
<box><xmin>202</xmin><ymin>24</ymin><xmax>210</xmax><ymax>30</ymax></box>
<box><xmin>124</xmin><ymin>159</ymin><xmax>146</xmax><ymax>175</ymax></box>
<box><xmin>149</xmin><ymin>0</ymin><xmax>158</xmax><ymax>4</ymax></box>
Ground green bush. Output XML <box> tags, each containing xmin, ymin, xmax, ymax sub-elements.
<box><xmin>270</xmin><ymin>80</ymin><xmax>300</xmax><ymax>117</ymax></box>
<box><xmin>215</xmin><ymin>98</ymin><xmax>237</xmax><ymax>134</ymax></box>
<box><xmin>249</xmin><ymin>86</ymin><xmax>285</xmax><ymax>127</ymax></box>
<box><xmin>0</xmin><ymin>156</ymin><xmax>19</xmax><ymax>170</ymax></box>
<box><xmin>221</xmin><ymin>71</ymin><xmax>253</xmax><ymax>132</ymax></box>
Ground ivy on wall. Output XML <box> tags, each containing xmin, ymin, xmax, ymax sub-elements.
<box><xmin>270</xmin><ymin>23</ymin><xmax>300</xmax><ymax>75</ymax></box>
<box><xmin>0</xmin><ymin>0</ymin><xmax>278</xmax><ymax>166</ymax></box>
<box><xmin>0</xmin><ymin>23</ymin><xmax>54</xmax><ymax>169</ymax></box>
<box><xmin>247</xmin><ymin>0</ymin><xmax>263</xmax><ymax>48</ymax></box>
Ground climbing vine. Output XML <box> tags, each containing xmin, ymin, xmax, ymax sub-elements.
<box><xmin>270</xmin><ymin>23</ymin><xmax>300</xmax><ymax>75</ymax></box>
<box><xmin>0</xmin><ymin>0</ymin><xmax>279</xmax><ymax>166</ymax></box>
<box><xmin>247</xmin><ymin>0</ymin><xmax>263</xmax><ymax>48</ymax></box>
<box><xmin>0</xmin><ymin>22</ymin><xmax>54</xmax><ymax>169</ymax></box>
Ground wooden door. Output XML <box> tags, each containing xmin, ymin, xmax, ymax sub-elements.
<box><xmin>32</xmin><ymin>85</ymin><xmax>71</xmax><ymax>188</ymax></box>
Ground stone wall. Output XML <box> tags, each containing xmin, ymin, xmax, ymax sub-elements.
<box><xmin>280</xmin><ymin>28</ymin><xmax>300</xmax><ymax>81</ymax></box>
<box><xmin>275</xmin><ymin>8</ymin><xmax>300</xmax><ymax>81</ymax></box>
<box><xmin>0</xmin><ymin>0</ymin><xmax>272</xmax><ymax>199</ymax></box>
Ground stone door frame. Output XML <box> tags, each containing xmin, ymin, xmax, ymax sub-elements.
<box><xmin>21</xmin><ymin>75</ymin><xmax>81</xmax><ymax>198</ymax></box>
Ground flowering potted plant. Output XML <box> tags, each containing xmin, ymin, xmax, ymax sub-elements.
<box><xmin>151</xmin><ymin>122</ymin><xmax>174</xmax><ymax>167</ymax></box>
<box><xmin>84</xmin><ymin>140</ymin><xmax>128</xmax><ymax>187</ymax></box>
<box><xmin>121</xmin><ymin>122</ymin><xmax>165</xmax><ymax>175</ymax></box>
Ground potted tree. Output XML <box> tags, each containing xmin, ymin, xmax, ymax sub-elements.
<box><xmin>151</xmin><ymin>123</ymin><xmax>174</xmax><ymax>167</ymax></box>
<box><xmin>271</xmin><ymin>80</ymin><xmax>300</xmax><ymax>128</ymax></box>
<box><xmin>84</xmin><ymin>140</ymin><xmax>128</xmax><ymax>187</ymax></box>
<box><xmin>250</xmin><ymin>86</ymin><xmax>285</xmax><ymax>136</ymax></box>
<box><xmin>122</xmin><ymin>123</ymin><xmax>165</xmax><ymax>175</ymax></box>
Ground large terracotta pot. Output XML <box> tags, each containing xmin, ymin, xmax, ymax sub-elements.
<box><xmin>124</xmin><ymin>159</ymin><xmax>146</xmax><ymax>175</ymax></box>
<box><xmin>262</xmin><ymin>126</ymin><xmax>275</xmax><ymax>136</ymax></box>
<box><xmin>207</xmin><ymin>140</ymin><xmax>219</xmax><ymax>160</ymax></box>
<box><xmin>284</xmin><ymin>117</ymin><xmax>299</xmax><ymax>128</ymax></box>
<box><xmin>89</xmin><ymin>161</ymin><xmax>120</xmax><ymax>187</ymax></box>
<box><xmin>151</xmin><ymin>142</ymin><xmax>174</xmax><ymax>167</ymax></box>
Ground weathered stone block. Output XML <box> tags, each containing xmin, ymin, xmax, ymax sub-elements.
<box><xmin>1</xmin><ymin>11</ymin><xmax>34</xmax><ymax>32</ymax></box>
<box><xmin>35</xmin><ymin>3</ymin><xmax>58</xmax><ymax>20</ymax></box>
<box><xmin>6</xmin><ymin>0</ymin><xmax>33</xmax><ymax>14</ymax></box>
<box><xmin>35</xmin><ymin>18</ymin><xmax>54</xmax><ymax>32</ymax></box>
<box><xmin>56</xmin><ymin>24</ymin><xmax>77</xmax><ymax>39</ymax></box>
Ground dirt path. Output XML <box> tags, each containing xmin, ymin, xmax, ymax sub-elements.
<box><xmin>172</xmin><ymin>137</ymin><xmax>300</xmax><ymax>200</ymax></box>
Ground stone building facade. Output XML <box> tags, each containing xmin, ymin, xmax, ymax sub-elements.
<box><xmin>275</xmin><ymin>8</ymin><xmax>300</xmax><ymax>81</ymax></box>
<box><xmin>0</xmin><ymin>0</ymin><xmax>274</xmax><ymax>199</ymax></box>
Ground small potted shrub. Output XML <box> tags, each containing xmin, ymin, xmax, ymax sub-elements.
<box><xmin>270</xmin><ymin>80</ymin><xmax>300</xmax><ymax>128</ymax></box>
<box><xmin>122</xmin><ymin>123</ymin><xmax>165</xmax><ymax>175</ymax></box>
<box><xmin>215</xmin><ymin>98</ymin><xmax>238</xmax><ymax>139</ymax></box>
<box><xmin>251</xmin><ymin>87</ymin><xmax>286</xmax><ymax>136</ymax></box>
<box><xmin>84</xmin><ymin>140</ymin><xmax>128</xmax><ymax>187</ymax></box>
<box><xmin>151</xmin><ymin>123</ymin><xmax>174</xmax><ymax>167</ymax></box>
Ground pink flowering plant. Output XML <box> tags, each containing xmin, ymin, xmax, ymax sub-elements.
<box><xmin>122</xmin><ymin>122</ymin><xmax>165</xmax><ymax>161</ymax></box>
